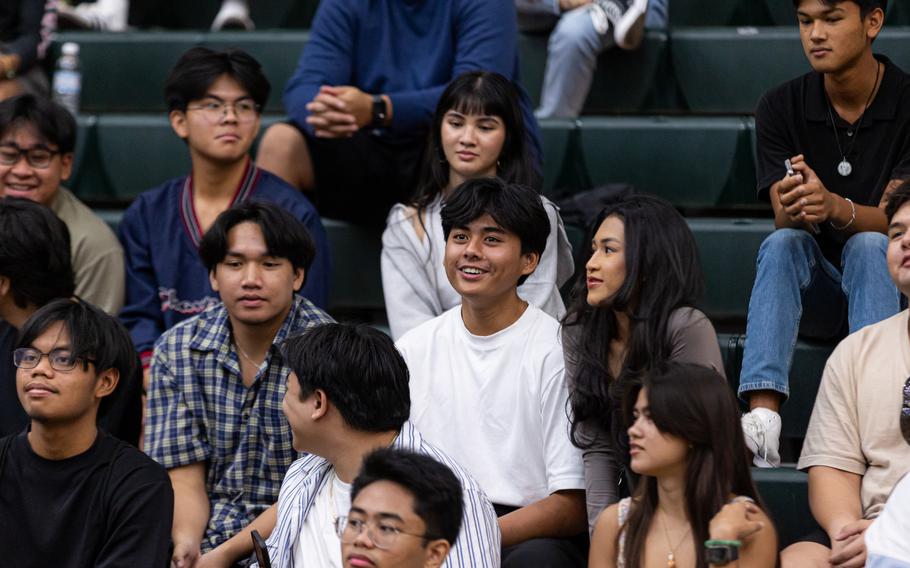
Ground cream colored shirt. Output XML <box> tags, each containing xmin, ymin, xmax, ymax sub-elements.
<box><xmin>798</xmin><ymin>310</ymin><xmax>910</xmax><ymax>519</ymax></box>
<box><xmin>50</xmin><ymin>187</ymin><xmax>125</xmax><ymax>315</ymax></box>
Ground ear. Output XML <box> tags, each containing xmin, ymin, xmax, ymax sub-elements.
<box><xmin>423</xmin><ymin>539</ymin><xmax>451</xmax><ymax>568</ymax></box>
<box><xmin>94</xmin><ymin>367</ymin><xmax>120</xmax><ymax>400</ymax></box>
<box><xmin>292</xmin><ymin>266</ymin><xmax>305</xmax><ymax>293</ymax></box>
<box><xmin>866</xmin><ymin>6</ymin><xmax>884</xmax><ymax>41</ymax></box>
<box><xmin>0</xmin><ymin>275</ymin><xmax>9</xmax><ymax>298</ymax></box>
<box><xmin>209</xmin><ymin>268</ymin><xmax>220</xmax><ymax>292</ymax></box>
<box><xmin>520</xmin><ymin>251</ymin><xmax>540</xmax><ymax>277</ymax></box>
<box><xmin>169</xmin><ymin>109</ymin><xmax>189</xmax><ymax>140</ymax></box>
<box><xmin>310</xmin><ymin>389</ymin><xmax>329</xmax><ymax>421</ymax></box>
<box><xmin>59</xmin><ymin>152</ymin><xmax>74</xmax><ymax>182</ymax></box>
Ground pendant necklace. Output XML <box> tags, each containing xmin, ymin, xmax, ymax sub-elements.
<box><xmin>825</xmin><ymin>60</ymin><xmax>880</xmax><ymax>177</ymax></box>
<box><xmin>658</xmin><ymin>506</ymin><xmax>692</xmax><ymax>568</ymax></box>
<box><xmin>235</xmin><ymin>340</ymin><xmax>263</xmax><ymax>368</ymax></box>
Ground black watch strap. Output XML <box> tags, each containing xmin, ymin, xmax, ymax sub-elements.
<box><xmin>370</xmin><ymin>95</ymin><xmax>387</xmax><ymax>128</ymax></box>
<box><xmin>705</xmin><ymin>541</ymin><xmax>740</xmax><ymax>566</ymax></box>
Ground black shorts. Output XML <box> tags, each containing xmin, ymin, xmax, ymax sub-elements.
<box><xmin>299</xmin><ymin>125</ymin><xmax>427</xmax><ymax>226</ymax></box>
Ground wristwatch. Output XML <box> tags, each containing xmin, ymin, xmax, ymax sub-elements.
<box><xmin>370</xmin><ymin>94</ymin><xmax>387</xmax><ymax>129</ymax></box>
<box><xmin>704</xmin><ymin>539</ymin><xmax>741</xmax><ymax>566</ymax></box>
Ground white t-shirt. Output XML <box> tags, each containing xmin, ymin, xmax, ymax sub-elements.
<box><xmin>866</xmin><ymin>473</ymin><xmax>910</xmax><ymax>567</ymax></box>
<box><xmin>798</xmin><ymin>310</ymin><xmax>910</xmax><ymax>518</ymax></box>
<box><xmin>292</xmin><ymin>473</ymin><xmax>351</xmax><ymax>567</ymax></box>
<box><xmin>396</xmin><ymin>304</ymin><xmax>585</xmax><ymax>507</ymax></box>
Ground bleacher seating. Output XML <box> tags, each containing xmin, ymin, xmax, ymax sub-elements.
<box><xmin>61</xmin><ymin>1</ymin><xmax>893</xmax><ymax>540</ymax></box>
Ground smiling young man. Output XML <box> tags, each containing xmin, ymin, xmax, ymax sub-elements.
<box><xmin>0</xmin><ymin>94</ymin><xmax>125</xmax><ymax>315</ymax></box>
<box><xmin>118</xmin><ymin>47</ymin><xmax>331</xmax><ymax>375</ymax></box>
<box><xmin>738</xmin><ymin>0</ymin><xmax>910</xmax><ymax>467</ymax></box>
<box><xmin>0</xmin><ymin>298</ymin><xmax>173</xmax><ymax>567</ymax></box>
<box><xmin>395</xmin><ymin>178</ymin><xmax>587</xmax><ymax>567</ymax></box>
<box><xmin>340</xmin><ymin>448</ymin><xmax>464</xmax><ymax>568</ymax></box>
<box><xmin>143</xmin><ymin>201</ymin><xmax>334</xmax><ymax>565</ymax></box>
<box><xmin>779</xmin><ymin>179</ymin><xmax>910</xmax><ymax>566</ymax></box>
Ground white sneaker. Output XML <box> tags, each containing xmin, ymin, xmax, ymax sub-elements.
<box><xmin>593</xmin><ymin>0</ymin><xmax>649</xmax><ymax>50</ymax></box>
<box><xmin>58</xmin><ymin>0</ymin><xmax>128</xmax><ymax>31</ymax></box>
<box><xmin>742</xmin><ymin>408</ymin><xmax>782</xmax><ymax>468</ymax></box>
<box><xmin>212</xmin><ymin>0</ymin><xmax>255</xmax><ymax>31</ymax></box>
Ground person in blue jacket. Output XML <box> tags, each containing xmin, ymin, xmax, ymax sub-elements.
<box><xmin>118</xmin><ymin>47</ymin><xmax>331</xmax><ymax>377</ymax></box>
<box><xmin>256</xmin><ymin>0</ymin><xmax>542</xmax><ymax>226</ymax></box>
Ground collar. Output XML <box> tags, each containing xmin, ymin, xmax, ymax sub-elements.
<box><xmin>179</xmin><ymin>158</ymin><xmax>261</xmax><ymax>248</ymax></box>
<box><xmin>806</xmin><ymin>54</ymin><xmax>901</xmax><ymax>124</ymax></box>
<box><xmin>188</xmin><ymin>295</ymin><xmax>307</xmax><ymax>354</ymax></box>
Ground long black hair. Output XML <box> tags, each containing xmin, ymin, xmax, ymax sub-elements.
<box><xmin>410</xmin><ymin>71</ymin><xmax>540</xmax><ymax>211</ymax></box>
<box><xmin>562</xmin><ymin>195</ymin><xmax>704</xmax><ymax>451</ymax></box>
<box><xmin>620</xmin><ymin>363</ymin><xmax>764</xmax><ymax>568</ymax></box>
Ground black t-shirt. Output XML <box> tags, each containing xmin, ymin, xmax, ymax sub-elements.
<box><xmin>755</xmin><ymin>54</ymin><xmax>910</xmax><ymax>263</ymax></box>
<box><xmin>0</xmin><ymin>429</ymin><xmax>173</xmax><ymax>567</ymax></box>
<box><xmin>0</xmin><ymin>321</ymin><xmax>28</xmax><ymax>436</ymax></box>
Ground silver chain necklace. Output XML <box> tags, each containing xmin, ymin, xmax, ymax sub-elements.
<box><xmin>825</xmin><ymin>60</ymin><xmax>881</xmax><ymax>177</ymax></box>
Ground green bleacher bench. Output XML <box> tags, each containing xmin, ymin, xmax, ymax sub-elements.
<box><xmin>576</xmin><ymin>117</ymin><xmax>760</xmax><ymax>209</ymax></box>
<box><xmin>52</xmin><ymin>31</ymin><xmax>310</xmax><ymax>113</ymax></box>
<box><xmin>753</xmin><ymin>466</ymin><xmax>814</xmax><ymax>549</ymax></box>
<box><xmin>669</xmin><ymin>0</ymin><xmax>775</xmax><ymax>27</ymax></box>
<box><xmin>672</xmin><ymin>27</ymin><xmax>910</xmax><ymax>114</ymax></box>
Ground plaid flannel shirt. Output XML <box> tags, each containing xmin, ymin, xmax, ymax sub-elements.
<box><xmin>145</xmin><ymin>296</ymin><xmax>334</xmax><ymax>551</ymax></box>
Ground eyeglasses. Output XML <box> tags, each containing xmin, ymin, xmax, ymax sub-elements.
<box><xmin>186</xmin><ymin>99</ymin><xmax>261</xmax><ymax>123</ymax></box>
<box><xmin>13</xmin><ymin>348</ymin><xmax>95</xmax><ymax>372</ymax></box>
<box><xmin>0</xmin><ymin>143</ymin><xmax>60</xmax><ymax>169</ymax></box>
<box><xmin>902</xmin><ymin>377</ymin><xmax>910</xmax><ymax>445</ymax></box>
<box><xmin>334</xmin><ymin>516</ymin><xmax>433</xmax><ymax>550</ymax></box>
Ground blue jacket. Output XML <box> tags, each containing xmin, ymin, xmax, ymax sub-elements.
<box><xmin>284</xmin><ymin>0</ymin><xmax>542</xmax><ymax>161</ymax></box>
<box><xmin>118</xmin><ymin>163</ymin><xmax>331</xmax><ymax>358</ymax></box>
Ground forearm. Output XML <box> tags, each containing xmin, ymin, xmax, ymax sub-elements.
<box><xmin>827</xmin><ymin>192</ymin><xmax>888</xmax><ymax>234</ymax></box>
<box><xmin>808</xmin><ymin>466</ymin><xmax>864</xmax><ymax>536</ymax></box>
<box><xmin>499</xmin><ymin>489</ymin><xmax>586</xmax><ymax>546</ymax></box>
<box><xmin>170</xmin><ymin>464</ymin><xmax>211</xmax><ymax>547</ymax></box>
<box><xmin>207</xmin><ymin>504</ymin><xmax>277</xmax><ymax>564</ymax></box>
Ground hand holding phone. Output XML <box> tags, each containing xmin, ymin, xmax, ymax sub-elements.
<box><xmin>784</xmin><ymin>159</ymin><xmax>820</xmax><ymax>235</ymax></box>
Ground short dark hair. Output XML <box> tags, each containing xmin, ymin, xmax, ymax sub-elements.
<box><xmin>17</xmin><ymin>298</ymin><xmax>138</xmax><ymax>417</ymax></box>
<box><xmin>351</xmin><ymin>448</ymin><xmax>464</xmax><ymax>546</ymax></box>
<box><xmin>198</xmin><ymin>201</ymin><xmax>315</xmax><ymax>281</ymax></box>
<box><xmin>440</xmin><ymin>177</ymin><xmax>549</xmax><ymax>286</ymax></box>
<box><xmin>0</xmin><ymin>94</ymin><xmax>77</xmax><ymax>154</ymax></box>
<box><xmin>0</xmin><ymin>198</ymin><xmax>75</xmax><ymax>309</ymax></box>
<box><xmin>164</xmin><ymin>47</ymin><xmax>270</xmax><ymax>112</ymax></box>
<box><xmin>282</xmin><ymin>323</ymin><xmax>410</xmax><ymax>433</ymax></box>
<box><xmin>886</xmin><ymin>179</ymin><xmax>910</xmax><ymax>222</ymax></box>
<box><xmin>791</xmin><ymin>0</ymin><xmax>887</xmax><ymax>18</ymax></box>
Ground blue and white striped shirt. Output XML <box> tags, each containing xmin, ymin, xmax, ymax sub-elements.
<box><xmin>256</xmin><ymin>420</ymin><xmax>501</xmax><ymax>568</ymax></box>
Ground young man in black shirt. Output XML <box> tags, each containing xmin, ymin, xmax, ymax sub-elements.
<box><xmin>739</xmin><ymin>0</ymin><xmax>910</xmax><ymax>467</ymax></box>
<box><xmin>0</xmin><ymin>298</ymin><xmax>173</xmax><ymax>566</ymax></box>
<box><xmin>0</xmin><ymin>197</ymin><xmax>141</xmax><ymax>443</ymax></box>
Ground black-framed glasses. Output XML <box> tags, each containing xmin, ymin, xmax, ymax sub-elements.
<box><xmin>0</xmin><ymin>143</ymin><xmax>60</xmax><ymax>169</ymax></box>
<box><xmin>902</xmin><ymin>377</ymin><xmax>910</xmax><ymax>445</ymax></box>
<box><xmin>13</xmin><ymin>348</ymin><xmax>95</xmax><ymax>372</ymax></box>
<box><xmin>334</xmin><ymin>515</ymin><xmax>433</xmax><ymax>550</ymax></box>
<box><xmin>186</xmin><ymin>99</ymin><xmax>261</xmax><ymax>123</ymax></box>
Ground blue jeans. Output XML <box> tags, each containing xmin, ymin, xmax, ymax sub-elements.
<box><xmin>739</xmin><ymin>229</ymin><xmax>900</xmax><ymax>399</ymax></box>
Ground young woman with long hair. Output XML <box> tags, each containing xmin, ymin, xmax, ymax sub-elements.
<box><xmin>589</xmin><ymin>362</ymin><xmax>778</xmax><ymax>567</ymax></box>
<box><xmin>562</xmin><ymin>194</ymin><xmax>726</xmax><ymax>529</ymax></box>
<box><xmin>381</xmin><ymin>70</ymin><xmax>574</xmax><ymax>339</ymax></box>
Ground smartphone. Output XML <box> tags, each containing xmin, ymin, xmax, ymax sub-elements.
<box><xmin>252</xmin><ymin>530</ymin><xmax>272</xmax><ymax>568</ymax></box>
<box><xmin>784</xmin><ymin>159</ymin><xmax>820</xmax><ymax>235</ymax></box>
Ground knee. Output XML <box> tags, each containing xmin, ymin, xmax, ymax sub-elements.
<box><xmin>548</xmin><ymin>9</ymin><xmax>599</xmax><ymax>56</ymax></box>
<box><xmin>780</xmin><ymin>542</ymin><xmax>830</xmax><ymax>568</ymax></box>
<box><xmin>757</xmin><ymin>228</ymin><xmax>815</xmax><ymax>265</ymax></box>
<box><xmin>842</xmin><ymin>231</ymin><xmax>888</xmax><ymax>265</ymax></box>
<box><xmin>257</xmin><ymin>123</ymin><xmax>305</xmax><ymax>159</ymax></box>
